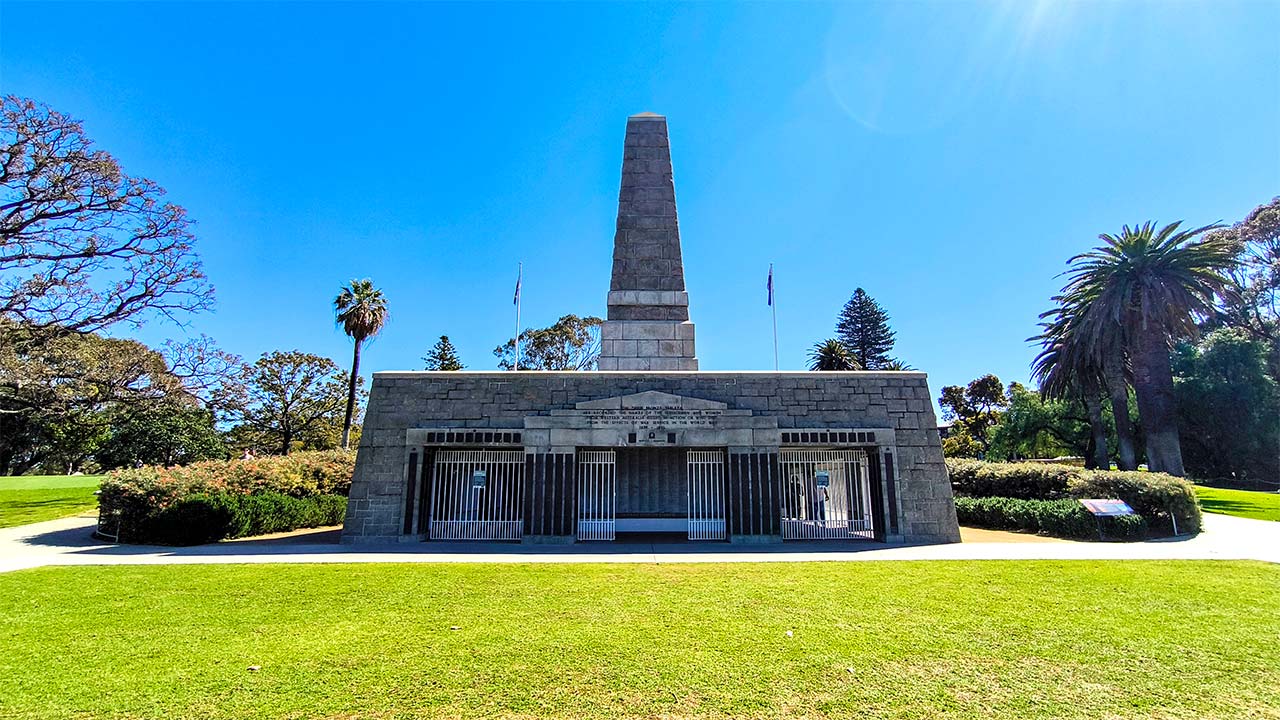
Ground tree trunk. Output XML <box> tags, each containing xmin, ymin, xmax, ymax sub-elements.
<box><xmin>1102</xmin><ymin>346</ymin><xmax>1138</xmax><ymax>471</ymax></box>
<box><xmin>281</xmin><ymin>429</ymin><xmax>291</xmax><ymax>456</ymax></box>
<box><xmin>342</xmin><ymin>339</ymin><xmax>361</xmax><ymax>450</ymax></box>
<box><xmin>1083</xmin><ymin>393</ymin><xmax>1109</xmax><ymax>470</ymax></box>
<box><xmin>1131</xmin><ymin>322</ymin><xmax>1185</xmax><ymax>476</ymax></box>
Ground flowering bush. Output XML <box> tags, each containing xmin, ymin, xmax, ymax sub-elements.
<box><xmin>98</xmin><ymin>450</ymin><xmax>354</xmax><ymax>544</ymax></box>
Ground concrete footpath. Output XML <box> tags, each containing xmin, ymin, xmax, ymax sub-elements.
<box><xmin>1</xmin><ymin>512</ymin><xmax>1277</xmax><ymax>574</ymax></box>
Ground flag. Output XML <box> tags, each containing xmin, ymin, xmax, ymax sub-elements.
<box><xmin>767</xmin><ymin>264</ymin><xmax>773</xmax><ymax>306</ymax></box>
<box><xmin>513</xmin><ymin>266</ymin><xmax>522</xmax><ymax>306</ymax></box>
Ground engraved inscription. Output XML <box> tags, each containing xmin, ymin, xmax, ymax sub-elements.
<box><xmin>579</xmin><ymin>408</ymin><xmax>724</xmax><ymax>429</ymax></box>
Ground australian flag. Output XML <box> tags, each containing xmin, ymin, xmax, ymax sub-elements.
<box><xmin>767</xmin><ymin>264</ymin><xmax>773</xmax><ymax>306</ymax></box>
<box><xmin>513</xmin><ymin>266</ymin><xmax>522</xmax><ymax>306</ymax></box>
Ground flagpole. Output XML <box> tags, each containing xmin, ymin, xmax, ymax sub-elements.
<box><xmin>514</xmin><ymin>262</ymin><xmax>522</xmax><ymax>371</ymax></box>
<box><xmin>770</xmin><ymin>263</ymin><xmax>779</xmax><ymax>371</ymax></box>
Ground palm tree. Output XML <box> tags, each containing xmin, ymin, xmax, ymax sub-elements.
<box><xmin>808</xmin><ymin>339</ymin><xmax>861</xmax><ymax>371</ymax></box>
<box><xmin>1060</xmin><ymin>221</ymin><xmax>1236</xmax><ymax>475</ymax></box>
<box><xmin>1031</xmin><ymin>313</ymin><xmax>1110</xmax><ymax>469</ymax></box>
<box><xmin>1033</xmin><ymin>305</ymin><xmax>1138</xmax><ymax>470</ymax></box>
<box><xmin>881</xmin><ymin>358</ymin><xmax>915</xmax><ymax>371</ymax></box>
<box><xmin>334</xmin><ymin>279</ymin><xmax>388</xmax><ymax>450</ymax></box>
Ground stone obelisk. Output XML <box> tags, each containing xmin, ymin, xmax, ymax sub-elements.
<box><xmin>597</xmin><ymin>113</ymin><xmax>698</xmax><ymax>371</ymax></box>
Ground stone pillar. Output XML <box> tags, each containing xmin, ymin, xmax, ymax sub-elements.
<box><xmin>598</xmin><ymin>113</ymin><xmax>698</xmax><ymax>371</ymax></box>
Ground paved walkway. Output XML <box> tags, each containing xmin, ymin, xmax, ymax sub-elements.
<box><xmin>1</xmin><ymin>513</ymin><xmax>1276</xmax><ymax>574</ymax></box>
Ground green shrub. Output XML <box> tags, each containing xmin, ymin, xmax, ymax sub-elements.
<box><xmin>955</xmin><ymin>496</ymin><xmax>1149</xmax><ymax>541</ymax></box>
<box><xmin>98</xmin><ymin>450</ymin><xmax>354</xmax><ymax>544</ymax></box>
<box><xmin>125</xmin><ymin>492</ymin><xmax>348</xmax><ymax>545</ymax></box>
<box><xmin>947</xmin><ymin>459</ymin><xmax>1201</xmax><ymax>535</ymax></box>
<box><xmin>947</xmin><ymin>459</ymin><xmax>1075</xmax><ymax>499</ymax></box>
<box><xmin>1067</xmin><ymin>471</ymin><xmax>1200</xmax><ymax>534</ymax></box>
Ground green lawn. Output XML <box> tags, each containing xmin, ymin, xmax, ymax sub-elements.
<box><xmin>0</xmin><ymin>475</ymin><xmax>102</xmax><ymax>528</ymax></box>
<box><xmin>1</xmin><ymin>561</ymin><xmax>1276</xmax><ymax>719</ymax></box>
<box><xmin>1194</xmin><ymin>484</ymin><xmax>1280</xmax><ymax>522</ymax></box>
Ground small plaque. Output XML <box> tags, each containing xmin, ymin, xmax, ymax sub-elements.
<box><xmin>1079</xmin><ymin>499</ymin><xmax>1134</xmax><ymax>517</ymax></box>
<box><xmin>471</xmin><ymin>470</ymin><xmax>487</xmax><ymax>489</ymax></box>
<box><xmin>815</xmin><ymin>471</ymin><xmax>831</xmax><ymax>488</ymax></box>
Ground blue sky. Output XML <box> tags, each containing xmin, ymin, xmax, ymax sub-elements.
<box><xmin>3</xmin><ymin>1</ymin><xmax>1277</xmax><ymax>402</ymax></box>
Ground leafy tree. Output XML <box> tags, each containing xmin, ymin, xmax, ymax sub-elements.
<box><xmin>836</xmin><ymin>288</ymin><xmax>896</xmax><ymax>369</ymax></box>
<box><xmin>42</xmin><ymin>408</ymin><xmax>111</xmax><ymax>474</ymax></box>
<box><xmin>334</xmin><ymin>279</ymin><xmax>388</xmax><ymax>449</ymax></box>
<box><xmin>1173</xmin><ymin>328</ymin><xmax>1280</xmax><ymax>482</ymax></box>
<box><xmin>987</xmin><ymin>383</ymin><xmax>1092</xmax><ymax>463</ymax></box>
<box><xmin>494</xmin><ymin>314</ymin><xmax>603</xmax><ymax>370</ymax></box>
<box><xmin>808</xmin><ymin>339</ymin><xmax>860</xmax><ymax>370</ymax></box>
<box><xmin>219</xmin><ymin>351</ymin><xmax>358</xmax><ymax>456</ymax></box>
<box><xmin>424</xmin><ymin>335</ymin><xmax>465</xmax><ymax>370</ymax></box>
<box><xmin>941</xmin><ymin>430</ymin><xmax>984</xmax><ymax>459</ymax></box>
<box><xmin>97</xmin><ymin>404</ymin><xmax>225</xmax><ymax>469</ymax></box>
<box><xmin>0</xmin><ymin>324</ymin><xmax>183</xmax><ymax>474</ymax></box>
<box><xmin>939</xmin><ymin>374</ymin><xmax>1008</xmax><ymax>456</ymax></box>
<box><xmin>1</xmin><ymin>96</ymin><xmax>211</xmax><ymax>347</ymax></box>
<box><xmin>1060</xmin><ymin>221</ymin><xmax>1237</xmax><ymax>476</ymax></box>
<box><xmin>1206</xmin><ymin>197</ymin><xmax>1280</xmax><ymax>381</ymax></box>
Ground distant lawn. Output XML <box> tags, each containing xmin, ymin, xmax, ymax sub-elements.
<box><xmin>0</xmin><ymin>475</ymin><xmax>102</xmax><ymax>528</ymax></box>
<box><xmin>1194</xmin><ymin>484</ymin><xmax>1280</xmax><ymax>522</ymax></box>
<box><xmin>1</xmin><ymin>561</ymin><xmax>1277</xmax><ymax>719</ymax></box>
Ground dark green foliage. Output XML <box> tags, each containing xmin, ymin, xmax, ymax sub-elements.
<box><xmin>219</xmin><ymin>350</ymin><xmax>359</xmax><ymax>455</ymax></box>
<box><xmin>986</xmin><ymin>383</ymin><xmax>1091</xmax><ymax>461</ymax></box>
<box><xmin>948</xmin><ymin>459</ymin><xmax>1075</xmax><ymax>499</ymax></box>
<box><xmin>948</xmin><ymin>459</ymin><xmax>1201</xmax><ymax>535</ymax></box>
<box><xmin>939</xmin><ymin>374</ymin><xmax>1008</xmax><ymax>456</ymax></box>
<box><xmin>955</xmin><ymin>496</ymin><xmax>1148</xmax><ymax>540</ymax></box>
<box><xmin>1070</xmin><ymin>470</ymin><xmax>1201</xmax><ymax>534</ymax></box>
<box><xmin>140</xmin><ymin>492</ymin><xmax>347</xmax><ymax>545</ymax></box>
<box><xmin>423</xmin><ymin>335</ymin><xmax>465</xmax><ymax>370</ymax></box>
<box><xmin>97</xmin><ymin>404</ymin><xmax>226</xmax><ymax>469</ymax></box>
<box><xmin>835</xmin><ymin>288</ymin><xmax>896</xmax><ymax>369</ymax></box>
<box><xmin>807</xmin><ymin>339</ymin><xmax>860</xmax><ymax>370</ymax></box>
<box><xmin>147</xmin><ymin>494</ymin><xmax>240</xmax><ymax>545</ymax></box>
<box><xmin>1173</xmin><ymin>329</ymin><xmax>1280</xmax><ymax>482</ymax></box>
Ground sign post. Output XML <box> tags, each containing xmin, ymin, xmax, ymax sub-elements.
<box><xmin>1079</xmin><ymin>498</ymin><xmax>1135</xmax><ymax>541</ymax></box>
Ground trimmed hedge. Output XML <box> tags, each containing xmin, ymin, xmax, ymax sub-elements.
<box><xmin>948</xmin><ymin>459</ymin><xmax>1202</xmax><ymax>535</ymax></box>
<box><xmin>99</xmin><ymin>450</ymin><xmax>354</xmax><ymax>545</ymax></box>
<box><xmin>144</xmin><ymin>492</ymin><xmax>348</xmax><ymax>546</ymax></box>
<box><xmin>955</xmin><ymin>496</ymin><xmax>1148</xmax><ymax>541</ymax></box>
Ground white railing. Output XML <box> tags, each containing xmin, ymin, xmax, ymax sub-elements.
<box><xmin>779</xmin><ymin>449</ymin><xmax>874</xmax><ymax>540</ymax></box>
<box><xmin>429</xmin><ymin>449</ymin><xmax>525</xmax><ymax>541</ymax></box>
<box><xmin>687</xmin><ymin>449</ymin><xmax>726</xmax><ymax>540</ymax></box>
<box><xmin>577</xmin><ymin>450</ymin><xmax>617</xmax><ymax>541</ymax></box>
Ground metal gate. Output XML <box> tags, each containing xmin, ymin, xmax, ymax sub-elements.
<box><xmin>687</xmin><ymin>450</ymin><xmax>726</xmax><ymax>540</ymax></box>
<box><xmin>779</xmin><ymin>449</ymin><xmax>874</xmax><ymax>540</ymax></box>
<box><xmin>577</xmin><ymin>450</ymin><xmax>616</xmax><ymax>541</ymax></box>
<box><xmin>428</xmin><ymin>449</ymin><xmax>525</xmax><ymax>540</ymax></box>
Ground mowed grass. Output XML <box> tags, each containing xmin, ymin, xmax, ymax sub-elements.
<box><xmin>2</xmin><ymin>561</ymin><xmax>1277</xmax><ymax>719</ymax></box>
<box><xmin>0</xmin><ymin>475</ymin><xmax>102</xmax><ymax>528</ymax></box>
<box><xmin>1195</xmin><ymin>484</ymin><xmax>1280</xmax><ymax>522</ymax></box>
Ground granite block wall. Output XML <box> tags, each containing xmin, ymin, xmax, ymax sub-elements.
<box><xmin>342</xmin><ymin>371</ymin><xmax>959</xmax><ymax>545</ymax></box>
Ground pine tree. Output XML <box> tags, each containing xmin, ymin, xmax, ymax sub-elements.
<box><xmin>836</xmin><ymin>288</ymin><xmax>897</xmax><ymax>369</ymax></box>
<box><xmin>423</xmin><ymin>335</ymin><xmax>464</xmax><ymax>371</ymax></box>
